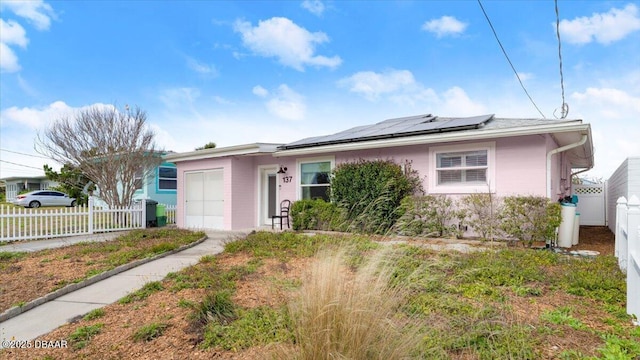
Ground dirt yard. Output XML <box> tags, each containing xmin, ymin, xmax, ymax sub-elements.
<box><xmin>0</xmin><ymin>226</ymin><xmax>624</xmax><ymax>360</ymax></box>
<box><xmin>573</xmin><ymin>225</ymin><xmax>615</xmax><ymax>256</ymax></box>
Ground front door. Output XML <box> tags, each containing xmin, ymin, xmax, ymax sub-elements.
<box><xmin>260</xmin><ymin>167</ymin><xmax>278</xmax><ymax>226</ymax></box>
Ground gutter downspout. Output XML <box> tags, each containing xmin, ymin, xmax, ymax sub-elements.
<box><xmin>546</xmin><ymin>134</ymin><xmax>587</xmax><ymax>198</ymax></box>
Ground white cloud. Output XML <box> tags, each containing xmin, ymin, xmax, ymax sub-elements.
<box><xmin>185</xmin><ymin>57</ymin><xmax>218</xmax><ymax>76</ymax></box>
<box><xmin>439</xmin><ymin>87</ymin><xmax>488</xmax><ymax>116</ymax></box>
<box><xmin>517</xmin><ymin>72</ymin><xmax>534</xmax><ymax>81</ymax></box>
<box><xmin>0</xmin><ymin>0</ymin><xmax>56</xmax><ymax>30</ymax></box>
<box><xmin>158</xmin><ymin>87</ymin><xmax>201</xmax><ymax>110</ymax></box>
<box><xmin>301</xmin><ymin>0</ymin><xmax>325</xmax><ymax>16</ymax></box>
<box><xmin>558</xmin><ymin>4</ymin><xmax>640</xmax><ymax>45</ymax></box>
<box><xmin>0</xmin><ymin>19</ymin><xmax>28</xmax><ymax>72</ymax></box>
<box><xmin>0</xmin><ymin>19</ymin><xmax>28</xmax><ymax>47</ymax></box>
<box><xmin>0</xmin><ymin>1</ymin><xmax>55</xmax><ymax>73</ymax></box>
<box><xmin>213</xmin><ymin>96</ymin><xmax>234</xmax><ymax>105</ymax></box>
<box><xmin>0</xmin><ymin>101</ymin><xmax>77</xmax><ymax>129</ymax></box>
<box><xmin>0</xmin><ymin>42</ymin><xmax>21</xmax><ymax>72</ymax></box>
<box><xmin>252</xmin><ymin>85</ymin><xmax>269</xmax><ymax>97</ymax></box>
<box><xmin>571</xmin><ymin>87</ymin><xmax>640</xmax><ymax>116</ymax></box>
<box><xmin>338</xmin><ymin>69</ymin><xmax>417</xmax><ymax>101</ymax></box>
<box><xmin>570</xmin><ymin>86</ymin><xmax>640</xmax><ymax>178</ymax></box>
<box><xmin>233</xmin><ymin>17</ymin><xmax>342</xmax><ymax>71</ymax></box>
<box><xmin>422</xmin><ymin>15</ymin><xmax>467</xmax><ymax>38</ymax></box>
<box><xmin>337</xmin><ymin>69</ymin><xmax>486</xmax><ymax>116</ymax></box>
<box><xmin>265</xmin><ymin>84</ymin><xmax>306</xmax><ymax>120</ymax></box>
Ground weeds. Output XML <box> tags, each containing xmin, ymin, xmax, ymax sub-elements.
<box><xmin>118</xmin><ymin>281</ymin><xmax>164</xmax><ymax>304</ymax></box>
<box><xmin>188</xmin><ymin>290</ymin><xmax>237</xmax><ymax>330</ymax></box>
<box><xmin>83</xmin><ymin>308</ymin><xmax>106</xmax><ymax>321</ymax></box>
<box><xmin>132</xmin><ymin>322</ymin><xmax>170</xmax><ymax>342</ymax></box>
<box><xmin>0</xmin><ymin>251</ymin><xmax>26</xmax><ymax>261</ymax></box>
<box><xmin>68</xmin><ymin>323</ymin><xmax>103</xmax><ymax>349</ymax></box>
<box><xmin>202</xmin><ymin>306</ymin><xmax>292</xmax><ymax>350</ymax></box>
<box><xmin>540</xmin><ymin>307</ymin><xmax>588</xmax><ymax>331</ymax></box>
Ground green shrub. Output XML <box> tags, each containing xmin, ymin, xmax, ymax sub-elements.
<box><xmin>290</xmin><ymin>199</ymin><xmax>347</xmax><ymax>231</ymax></box>
<box><xmin>500</xmin><ymin>196</ymin><xmax>561</xmax><ymax>247</ymax></box>
<box><xmin>462</xmin><ymin>192</ymin><xmax>503</xmax><ymax>241</ymax></box>
<box><xmin>393</xmin><ymin>194</ymin><xmax>464</xmax><ymax>237</ymax></box>
<box><xmin>330</xmin><ymin>159</ymin><xmax>422</xmax><ymax>234</ymax></box>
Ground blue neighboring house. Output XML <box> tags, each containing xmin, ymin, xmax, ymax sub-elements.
<box><xmin>132</xmin><ymin>161</ymin><xmax>177</xmax><ymax>206</ymax></box>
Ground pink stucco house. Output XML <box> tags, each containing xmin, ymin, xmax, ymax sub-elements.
<box><xmin>164</xmin><ymin>114</ymin><xmax>593</xmax><ymax>231</ymax></box>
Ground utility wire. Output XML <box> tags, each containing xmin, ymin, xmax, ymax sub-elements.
<box><xmin>554</xmin><ymin>0</ymin><xmax>569</xmax><ymax>119</ymax></box>
<box><xmin>477</xmin><ymin>0</ymin><xmax>546</xmax><ymax>119</ymax></box>
<box><xmin>0</xmin><ymin>159</ymin><xmax>43</xmax><ymax>170</ymax></box>
<box><xmin>0</xmin><ymin>148</ymin><xmax>50</xmax><ymax>159</ymax></box>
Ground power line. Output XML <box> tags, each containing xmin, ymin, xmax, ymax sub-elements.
<box><xmin>0</xmin><ymin>159</ymin><xmax>43</xmax><ymax>170</ymax></box>
<box><xmin>554</xmin><ymin>0</ymin><xmax>569</xmax><ymax>119</ymax></box>
<box><xmin>477</xmin><ymin>0</ymin><xmax>546</xmax><ymax>119</ymax></box>
<box><xmin>0</xmin><ymin>148</ymin><xmax>50</xmax><ymax>159</ymax></box>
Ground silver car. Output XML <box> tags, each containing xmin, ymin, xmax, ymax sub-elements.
<box><xmin>14</xmin><ymin>190</ymin><xmax>77</xmax><ymax>208</ymax></box>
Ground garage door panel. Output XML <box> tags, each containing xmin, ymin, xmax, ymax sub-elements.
<box><xmin>185</xmin><ymin>169</ymin><xmax>224</xmax><ymax>229</ymax></box>
<box><xmin>204</xmin><ymin>171</ymin><xmax>224</xmax><ymax>201</ymax></box>
<box><xmin>204</xmin><ymin>200</ymin><xmax>224</xmax><ymax>216</ymax></box>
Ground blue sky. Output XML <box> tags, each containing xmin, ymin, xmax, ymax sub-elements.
<box><xmin>1</xmin><ymin>0</ymin><xmax>639</xmax><ymax>181</ymax></box>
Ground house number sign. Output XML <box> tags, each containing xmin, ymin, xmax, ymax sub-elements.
<box><xmin>282</xmin><ymin>176</ymin><xmax>293</xmax><ymax>183</ymax></box>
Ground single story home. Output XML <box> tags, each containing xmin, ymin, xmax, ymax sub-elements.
<box><xmin>132</xmin><ymin>160</ymin><xmax>178</xmax><ymax>206</ymax></box>
<box><xmin>92</xmin><ymin>154</ymin><xmax>178</xmax><ymax>208</ymax></box>
<box><xmin>1</xmin><ymin>176</ymin><xmax>59</xmax><ymax>203</ymax></box>
<box><xmin>164</xmin><ymin>113</ymin><xmax>593</xmax><ymax>231</ymax></box>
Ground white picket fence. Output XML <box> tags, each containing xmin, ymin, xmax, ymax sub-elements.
<box><xmin>0</xmin><ymin>197</ymin><xmax>177</xmax><ymax>242</ymax></box>
<box><xmin>615</xmin><ymin>195</ymin><xmax>640</xmax><ymax>325</ymax></box>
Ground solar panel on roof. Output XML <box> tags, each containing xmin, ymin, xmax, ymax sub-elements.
<box><xmin>278</xmin><ymin>114</ymin><xmax>494</xmax><ymax>150</ymax></box>
<box><xmin>435</xmin><ymin>115</ymin><xmax>492</xmax><ymax>130</ymax></box>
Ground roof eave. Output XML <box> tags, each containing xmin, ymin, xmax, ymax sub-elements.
<box><xmin>164</xmin><ymin>143</ymin><xmax>283</xmax><ymax>163</ymax></box>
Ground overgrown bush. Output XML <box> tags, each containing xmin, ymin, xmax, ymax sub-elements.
<box><xmin>462</xmin><ymin>193</ymin><xmax>503</xmax><ymax>241</ymax></box>
<box><xmin>330</xmin><ymin>159</ymin><xmax>422</xmax><ymax>234</ymax></box>
<box><xmin>290</xmin><ymin>199</ymin><xmax>347</xmax><ymax>231</ymax></box>
<box><xmin>393</xmin><ymin>195</ymin><xmax>465</xmax><ymax>237</ymax></box>
<box><xmin>500</xmin><ymin>196</ymin><xmax>562</xmax><ymax>247</ymax></box>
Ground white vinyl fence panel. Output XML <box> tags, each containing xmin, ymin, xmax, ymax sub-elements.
<box><xmin>615</xmin><ymin>195</ymin><xmax>640</xmax><ymax>325</ymax></box>
<box><xmin>0</xmin><ymin>197</ymin><xmax>146</xmax><ymax>242</ymax></box>
<box><xmin>574</xmin><ymin>184</ymin><xmax>606</xmax><ymax>226</ymax></box>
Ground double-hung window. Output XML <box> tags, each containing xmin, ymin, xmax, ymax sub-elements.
<box><xmin>437</xmin><ymin>150</ymin><xmax>487</xmax><ymax>184</ymax></box>
<box><xmin>134</xmin><ymin>170</ymin><xmax>144</xmax><ymax>191</ymax></box>
<box><xmin>299</xmin><ymin>159</ymin><xmax>333</xmax><ymax>201</ymax></box>
<box><xmin>158</xmin><ymin>166</ymin><xmax>177</xmax><ymax>190</ymax></box>
<box><xmin>430</xmin><ymin>142</ymin><xmax>495</xmax><ymax>193</ymax></box>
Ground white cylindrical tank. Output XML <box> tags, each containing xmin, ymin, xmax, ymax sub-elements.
<box><xmin>572</xmin><ymin>212</ymin><xmax>580</xmax><ymax>245</ymax></box>
<box><xmin>558</xmin><ymin>204</ymin><xmax>576</xmax><ymax>248</ymax></box>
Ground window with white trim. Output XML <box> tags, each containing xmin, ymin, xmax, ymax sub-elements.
<box><xmin>134</xmin><ymin>169</ymin><xmax>144</xmax><ymax>191</ymax></box>
<box><xmin>436</xmin><ymin>150</ymin><xmax>487</xmax><ymax>185</ymax></box>
<box><xmin>300</xmin><ymin>160</ymin><xmax>332</xmax><ymax>201</ymax></box>
<box><xmin>158</xmin><ymin>166</ymin><xmax>177</xmax><ymax>190</ymax></box>
<box><xmin>429</xmin><ymin>142</ymin><xmax>495</xmax><ymax>193</ymax></box>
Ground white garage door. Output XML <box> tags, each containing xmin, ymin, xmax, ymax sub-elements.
<box><xmin>185</xmin><ymin>170</ymin><xmax>224</xmax><ymax>229</ymax></box>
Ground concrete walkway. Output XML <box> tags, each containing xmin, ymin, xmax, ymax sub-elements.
<box><xmin>0</xmin><ymin>230</ymin><xmax>248</xmax><ymax>346</ymax></box>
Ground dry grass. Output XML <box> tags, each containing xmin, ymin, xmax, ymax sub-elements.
<box><xmin>275</xmin><ymin>247</ymin><xmax>423</xmax><ymax>360</ymax></box>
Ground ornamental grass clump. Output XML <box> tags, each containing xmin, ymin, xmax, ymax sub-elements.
<box><xmin>277</xmin><ymin>247</ymin><xmax>424</xmax><ymax>360</ymax></box>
